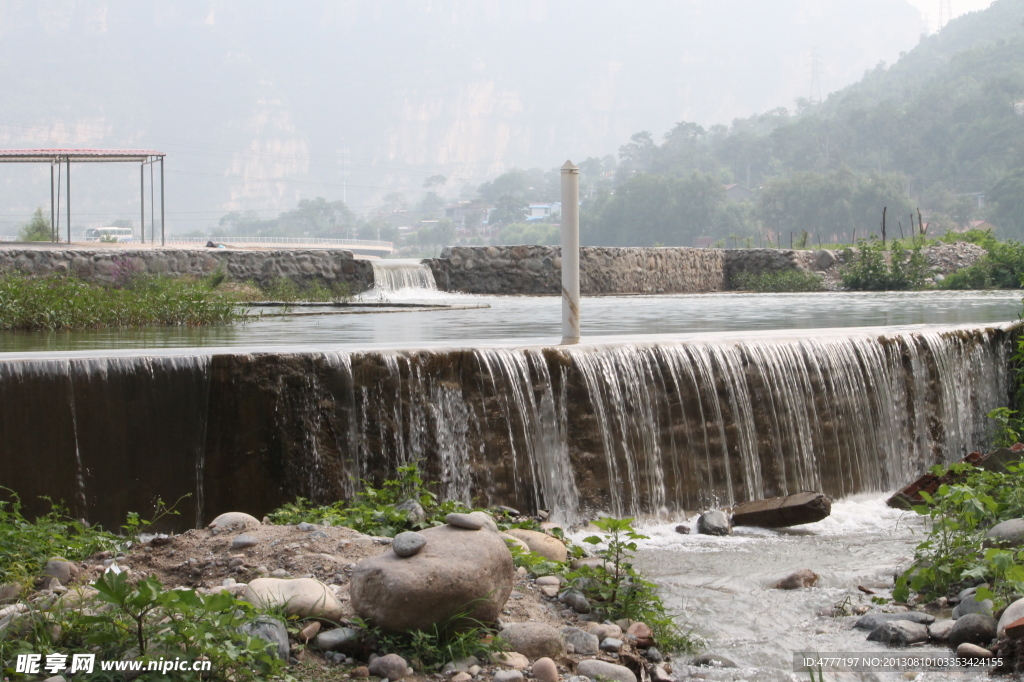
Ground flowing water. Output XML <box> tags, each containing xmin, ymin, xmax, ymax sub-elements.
<box><xmin>0</xmin><ymin>275</ymin><xmax>1019</xmax><ymax>677</ymax></box>
<box><xmin>365</xmin><ymin>259</ymin><xmax>438</xmax><ymax>297</ymax></box>
<box><xmin>608</xmin><ymin>496</ymin><xmax>985</xmax><ymax>682</ymax></box>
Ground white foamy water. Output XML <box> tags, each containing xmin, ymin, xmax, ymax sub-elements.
<box><xmin>576</xmin><ymin>496</ymin><xmax>988</xmax><ymax>681</ymax></box>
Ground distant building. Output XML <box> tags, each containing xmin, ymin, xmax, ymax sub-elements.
<box><xmin>526</xmin><ymin>202</ymin><xmax>561</xmax><ymax>221</ymax></box>
<box><xmin>968</xmin><ymin>219</ymin><xmax>997</xmax><ymax>231</ymax></box>
<box><xmin>723</xmin><ymin>184</ymin><xmax>754</xmax><ymax>202</ymax></box>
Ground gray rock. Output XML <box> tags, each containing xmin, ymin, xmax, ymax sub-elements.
<box><xmin>985</xmin><ymin>518</ymin><xmax>1024</xmax><ymax>547</ymax></box>
<box><xmin>445</xmin><ymin>513</ymin><xmax>485</xmax><ymax>530</ymax></box>
<box><xmin>867</xmin><ymin>621</ymin><xmax>930</xmax><ymax>647</ymax></box>
<box><xmin>577</xmin><ymin>659</ymin><xmax>637</xmax><ymax>682</ymax></box>
<box><xmin>498</xmin><ymin>623</ymin><xmax>566</xmax><ymax>660</ymax></box>
<box><xmin>956</xmin><ymin>642</ymin><xmax>993</xmax><ymax>659</ymax></box>
<box><xmin>467</xmin><ymin>511</ymin><xmax>499</xmax><ymax>532</ymax></box>
<box><xmin>310</xmin><ymin>530</ymin><xmax>329</xmax><ymax>540</ymax></box>
<box><xmin>600</xmin><ymin>637</ymin><xmax>624</xmax><ymax>652</ymax></box>
<box><xmin>952</xmin><ymin>594</ymin><xmax>993</xmax><ymax>619</ymax></box>
<box><xmin>697</xmin><ymin>511</ymin><xmax>730</xmax><ymax>536</ymax></box>
<box><xmin>42</xmin><ymin>558</ymin><xmax>75</xmax><ymax>585</ymax></box>
<box><xmin>395</xmin><ymin>499</ymin><xmax>426</xmax><ymax>524</ymax></box>
<box><xmin>298</xmin><ymin>522</ymin><xmax>319</xmax><ymax>532</ymax></box>
<box><xmin>494</xmin><ymin>671</ymin><xmax>524</xmax><ymax>682</ymax></box>
<box><xmin>998</xmin><ymin>597</ymin><xmax>1024</xmax><ymax>635</ymax></box>
<box><xmin>558</xmin><ymin>589</ymin><xmax>591</xmax><ymax>614</ymax></box>
<box><xmin>351</xmin><ymin>524</ymin><xmax>514</xmax><ymax>632</ymax></box>
<box><xmin>644</xmin><ymin>647</ymin><xmax>663</xmax><ymax>663</ymax></box>
<box><xmin>813</xmin><ymin>249</ymin><xmax>836</xmax><ymax>270</ymax></box>
<box><xmin>948</xmin><ymin>613</ymin><xmax>997</xmax><ymax>649</ymax></box>
<box><xmin>209</xmin><ymin>511</ymin><xmax>261</xmax><ymax>531</ymax></box>
<box><xmin>561</xmin><ymin>626</ymin><xmax>599</xmax><ymax>656</ymax></box>
<box><xmin>774</xmin><ymin>569</ymin><xmax>819</xmax><ymax>590</ymax></box>
<box><xmin>392</xmin><ymin>531</ymin><xmax>427</xmax><ymax>558</ymax></box>
<box><xmin>692</xmin><ymin>653</ymin><xmax>738</xmax><ymax>668</ymax></box>
<box><xmin>315</xmin><ymin>626</ymin><xmax>361</xmax><ymax>654</ymax></box>
<box><xmin>929</xmin><ymin>619</ymin><xmax>955</xmax><ymax>642</ymax></box>
<box><xmin>854</xmin><ymin>611</ymin><xmax>934</xmax><ymax>630</ymax></box>
<box><xmin>43</xmin><ymin>677</ymin><xmax>67</xmax><ymax>682</ymax></box>
<box><xmin>369</xmin><ymin>653</ymin><xmax>409</xmax><ymax>680</ymax></box>
<box><xmin>239</xmin><ymin>616</ymin><xmax>289</xmax><ymax>661</ymax></box>
<box><xmin>231</xmin><ymin>534</ymin><xmax>258</xmax><ymax>550</ymax></box>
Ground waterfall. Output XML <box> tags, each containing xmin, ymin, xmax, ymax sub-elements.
<box><xmin>369</xmin><ymin>259</ymin><xmax>437</xmax><ymax>292</ymax></box>
<box><xmin>0</xmin><ymin>324</ymin><xmax>1012</xmax><ymax>529</ymax></box>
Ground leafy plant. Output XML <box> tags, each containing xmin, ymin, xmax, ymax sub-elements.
<box><xmin>365</xmin><ymin>610</ymin><xmax>506</xmax><ymax>672</ymax></box>
<box><xmin>941</xmin><ymin>238</ymin><xmax>1024</xmax><ymax>290</ymax></box>
<box><xmin>988</xmin><ymin>407</ymin><xmax>1022</xmax><ymax>449</ymax></box>
<box><xmin>0</xmin><ymin>274</ymin><xmax>242</xmax><ymax>331</ymax></box>
<box><xmin>730</xmin><ymin>269</ymin><xmax>825</xmax><ymax>292</ymax></box>
<box><xmin>76</xmin><ymin>572</ymin><xmax>287</xmax><ymax>681</ymax></box>
<box><xmin>17</xmin><ymin>208</ymin><xmax>51</xmax><ymax>242</ymax></box>
<box><xmin>841</xmin><ymin>240</ymin><xmax>930</xmax><ymax>291</ymax></box>
<box><xmin>0</xmin><ymin>491</ymin><xmax>120</xmax><ymax>585</ymax></box>
<box><xmin>894</xmin><ymin>460</ymin><xmax>1024</xmax><ymax>606</ymax></box>
<box><xmin>567</xmin><ymin>517</ymin><xmax>698</xmax><ymax>653</ymax></box>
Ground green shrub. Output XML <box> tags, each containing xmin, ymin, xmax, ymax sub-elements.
<box><xmin>894</xmin><ymin>461</ymin><xmax>1024</xmax><ymax>606</ymax></box>
<box><xmin>840</xmin><ymin>240</ymin><xmax>930</xmax><ymax>290</ymax></box>
<box><xmin>731</xmin><ymin>269</ymin><xmax>824</xmax><ymax>292</ymax></box>
<box><xmin>0</xmin><ymin>493</ymin><xmax>120</xmax><ymax>585</ymax></box>
<box><xmin>0</xmin><ymin>275</ymin><xmax>242</xmax><ymax>331</ymax></box>
<box><xmin>941</xmin><ymin>239</ymin><xmax>1024</xmax><ymax>289</ymax></box>
<box><xmin>17</xmin><ymin>209</ymin><xmax>51</xmax><ymax>242</ymax></box>
<box><xmin>566</xmin><ymin>517</ymin><xmax>699</xmax><ymax>653</ymax></box>
<box><xmin>248</xmin><ymin>277</ymin><xmax>353</xmax><ymax>303</ymax></box>
<box><xmin>362</xmin><ymin>611</ymin><xmax>506</xmax><ymax>672</ymax></box>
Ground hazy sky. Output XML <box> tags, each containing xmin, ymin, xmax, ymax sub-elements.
<box><xmin>0</xmin><ymin>0</ymin><xmax>962</xmax><ymax>234</ymax></box>
<box><xmin>907</xmin><ymin>0</ymin><xmax>993</xmax><ymax>28</ymax></box>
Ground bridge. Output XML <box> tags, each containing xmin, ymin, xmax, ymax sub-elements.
<box><xmin>0</xmin><ymin>235</ymin><xmax>395</xmax><ymax>257</ymax></box>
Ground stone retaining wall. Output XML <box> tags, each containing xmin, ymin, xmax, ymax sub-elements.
<box><xmin>427</xmin><ymin>245</ymin><xmax>731</xmax><ymax>294</ymax></box>
<box><xmin>0</xmin><ymin>247</ymin><xmax>375</xmax><ymax>291</ymax></box>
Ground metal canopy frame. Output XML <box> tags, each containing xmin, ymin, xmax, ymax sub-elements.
<box><xmin>0</xmin><ymin>149</ymin><xmax>165</xmax><ymax>245</ymax></box>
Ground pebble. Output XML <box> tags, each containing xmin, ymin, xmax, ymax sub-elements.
<box><xmin>392</xmin><ymin>531</ymin><xmax>427</xmax><ymax>558</ymax></box>
<box><xmin>494</xmin><ymin>671</ymin><xmax>524</xmax><ymax>682</ymax></box>
<box><xmin>644</xmin><ymin>647</ymin><xmax>663</xmax><ymax>663</ymax></box>
<box><xmin>451</xmin><ymin>673</ymin><xmax>471</xmax><ymax>682</ymax></box>
<box><xmin>269</xmin><ymin>569</ymin><xmax>289</xmax><ymax>578</ymax></box>
<box><xmin>491</xmin><ymin>652</ymin><xmax>530</xmax><ymax>670</ymax></box>
<box><xmin>445</xmin><ymin>513</ymin><xmax>485</xmax><ymax>530</ymax></box>
<box><xmin>577</xmin><ymin>659</ymin><xmax>636</xmax><ymax>682</ymax></box>
<box><xmin>600</xmin><ymin>637</ymin><xmax>623</xmax><ymax>652</ymax></box>
<box><xmin>231</xmin><ymin>534</ymin><xmax>258</xmax><ymax>550</ymax></box>
<box><xmin>297</xmin><ymin>522</ymin><xmax>319</xmax><ymax>532</ymax></box>
<box><xmin>536</xmin><ymin>576</ymin><xmax>561</xmax><ymax>586</ymax></box>
<box><xmin>228</xmin><ymin>558</ymin><xmax>245</xmax><ymax>569</ymax></box>
<box><xmin>531</xmin><ymin>657</ymin><xmax>559</xmax><ymax>682</ymax></box>
<box><xmin>956</xmin><ymin>642</ymin><xmax>993</xmax><ymax>659</ymax></box>
<box><xmin>369</xmin><ymin>653</ymin><xmax>408</xmax><ymax>680</ymax></box>
<box><xmin>352</xmin><ymin>666</ymin><xmax>370</xmax><ymax>677</ymax></box>
<box><xmin>299</xmin><ymin>621</ymin><xmax>321</xmax><ymax>642</ymax></box>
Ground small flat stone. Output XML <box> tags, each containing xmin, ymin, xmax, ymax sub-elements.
<box><xmin>446</xmin><ymin>513</ymin><xmax>485</xmax><ymax>530</ymax></box>
<box><xmin>231</xmin><ymin>534</ymin><xmax>258</xmax><ymax>550</ymax></box>
<box><xmin>298</xmin><ymin>522</ymin><xmax>319</xmax><ymax>532</ymax></box>
<box><xmin>1006</xmin><ymin>616</ymin><xmax>1024</xmax><ymax>639</ymax></box>
<box><xmin>577</xmin><ymin>660</ymin><xmax>636</xmax><ymax>682</ymax></box>
<box><xmin>536</xmin><ymin>576</ymin><xmax>561</xmax><ymax>586</ymax></box>
<box><xmin>494</xmin><ymin>671</ymin><xmax>524</xmax><ymax>682</ymax></box>
<box><xmin>928</xmin><ymin>619</ymin><xmax>955</xmax><ymax>641</ymax></box>
<box><xmin>600</xmin><ymin>637</ymin><xmax>624</xmax><ymax>651</ymax></box>
<box><xmin>692</xmin><ymin>653</ymin><xmax>738</xmax><ymax>668</ymax></box>
<box><xmin>561</xmin><ymin>626</ymin><xmax>599</xmax><ymax>656</ymax></box>
<box><xmin>956</xmin><ymin>642</ymin><xmax>993</xmax><ymax>659</ymax></box>
<box><xmin>392</xmin><ymin>531</ymin><xmax>427</xmax><ymax>558</ymax></box>
<box><xmin>491</xmin><ymin>651</ymin><xmax>530</xmax><ymax>670</ymax></box>
<box><xmin>299</xmin><ymin>621</ymin><xmax>321</xmax><ymax>642</ymax></box>
<box><xmin>854</xmin><ymin>611</ymin><xmax>934</xmax><ymax>630</ymax></box>
<box><xmin>451</xmin><ymin>673</ymin><xmax>471</xmax><ymax>682</ymax></box>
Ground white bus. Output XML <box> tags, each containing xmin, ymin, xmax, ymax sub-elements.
<box><xmin>84</xmin><ymin>227</ymin><xmax>134</xmax><ymax>242</ymax></box>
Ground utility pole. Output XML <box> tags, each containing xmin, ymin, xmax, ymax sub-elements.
<box><xmin>938</xmin><ymin>0</ymin><xmax>952</xmax><ymax>30</ymax></box>
<box><xmin>809</xmin><ymin>47</ymin><xmax>823</xmax><ymax>104</ymax></box>
<box><xmin>560</xmin><ymin>160</ymin><xmax>580</xmax><ymax>345</ymax></box>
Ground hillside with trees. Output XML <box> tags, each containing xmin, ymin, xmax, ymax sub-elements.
<box><xmin>480</xmin><ymin>0</ymin><xmax>1024</xmax><ymax>247</ymax></box>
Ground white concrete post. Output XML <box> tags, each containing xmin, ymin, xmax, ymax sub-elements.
<box><xmin>560</xmin><ymin>160</ymin><xmax>580</xmax><ymax>344</ymax></box>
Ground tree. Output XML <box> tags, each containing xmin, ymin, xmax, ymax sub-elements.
<box><xmin>18</xmin><ymin>208</ymin><xmax>51</xmax><ymax>241</ymax></box>
<box><xmin>423</xmin><ymin>175</ymin><xmax>447</xmax><ymax>192</ymax></box>
<box><xmin>989</xmin><ymin>169</ymin><xmax>1024</xmax><ymax>239</ymax></box>
<box><xmin>382</xmin><ymin>192</ymin><xmax>407</xmax><ymax>213</ymax></box>
<box><xmin>489</xmin><ymin>194</ymin><xmax>529</xmax><ymax>226</ymax></box>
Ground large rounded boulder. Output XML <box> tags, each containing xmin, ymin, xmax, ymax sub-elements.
<box><xmin>350</xmin><ymin>523</ymin><xmax>514</xmax><ymax>632</ymax></box>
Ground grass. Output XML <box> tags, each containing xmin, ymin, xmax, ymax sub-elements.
<box><xmin>0</xmin><ymin>274</ymin><xmax>242</xmax><ymax>331</ymax></box>
<box><xmin>231</xmin><ymin>278</ymin><xmax>354</xmax><ymax>304</ymax></box>
<box><xmin>730</xmin><ymin>269</ymin><xmax>825</xmax><ymax>292</ymax></box>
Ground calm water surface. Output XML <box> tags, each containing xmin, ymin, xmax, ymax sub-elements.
<box><xmin>0</xmin><ymin>290</ymin><xmax>1019</xmax><ymax>354</ymax></box>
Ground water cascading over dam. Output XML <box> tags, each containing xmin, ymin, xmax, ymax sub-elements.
<box><xmin>369</xmin><ymin>259</ymin><xmax>438</xmax><ymax>292</ymax></box>
<box><xmin>0</xmin><ymin>324</ymin><xmax>1012</xmax><ymax>530</ymax></box>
